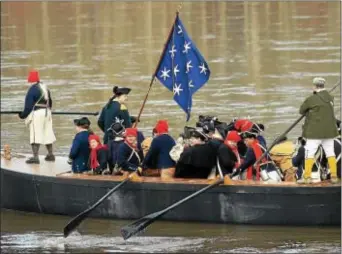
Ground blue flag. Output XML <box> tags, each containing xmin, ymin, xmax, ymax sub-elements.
<box><xmin>156</xmin><ymin>14</ymin><xmax>210</xmax><ymax>121</ymax></box>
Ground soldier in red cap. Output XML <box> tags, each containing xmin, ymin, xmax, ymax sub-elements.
<box><xmin>142</xmin><ymin>120</ymin><xmax>176</xmax><ymax>179</ymax></box>
<box><xmin>88</xmin><ymin>134</ymin><xmax>108</xmax><ymax>174</ymax></box>
<box><xmin>117</xmin><ymin>128</ymin><xmax>144</xmax><ymax>177</ymax></box>
<box><xmin>18</xmin><ymin>70</ymin><xmax>56</xmax><ymax>164</ymax></box>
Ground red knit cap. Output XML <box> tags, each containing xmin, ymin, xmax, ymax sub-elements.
<box><xmin>225</xmin><ymin>130</ymin><xmax>241</xmax><ymax>143</ymax></box>
<box><xmin>88</xmin><ymin>134</ymin><xmax>101</xmax><ymax>143</ymax></box>
<box><xmin>125</xmin><ymin>128</ymin><xmax>138</xmax><ymax>137</ymax></box>
<box><xmin>234</xmin><ymin>119</ymin><xmax>253</xmax><ymax>132</ymax></box>
<box><xmin>155</xmin><ymin>120</ymin><xmax>168</xmax><ymax>134</ymax></box>
<box><xmin>27</xmin><ymin>70</ymin><xmax>40</xmax><ymax>83</ymax></box>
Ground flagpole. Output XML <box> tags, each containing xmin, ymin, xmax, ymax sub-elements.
<box><xmin>133</xmin><ymin>6</ymin><xmax>182</xmax><ymax>128</ymax></box>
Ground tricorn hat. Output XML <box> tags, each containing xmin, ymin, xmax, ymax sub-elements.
<box><xmin>113</xmin><ymin>86</ymin><xmax>131</xmax><ymax>95</ymax></box>
<box><xmin>109</xmin><ymin>121</ymin><xmax>125</xmax><ymax>136</ymax></box>
<box><xmin>74</xmin><ymin>117</ymin><xmax>91</xmax><ymax>127</ymax></box>
<box><xmin>130</xmin><ymin>116</ymin><xmax>140</xmax><ymax>124</ymax></box>
<box><xmin>191</xmin><ymin>128</ymin><xmax>209</xmax><ymax>141</ymax></box>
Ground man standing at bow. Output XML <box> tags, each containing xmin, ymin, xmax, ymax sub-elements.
<box><xmin>298</xmin><ymin>77</ymin><xmax>339</xmax><ymax>184</ymax></box>
<box><xmin>18</xmin><ymin>70</ymin><xmax>56</xmax><ymax>164</ymax></box>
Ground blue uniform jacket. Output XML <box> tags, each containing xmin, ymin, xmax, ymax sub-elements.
<box><xmin>143</xmin><ymin>134</ymin><xmax>176</xmax><ymax>169</ymax></box>
<box><xmin>19</xmin><ymin>83</ymin><xmax>52</xmax><ymax>119</ymax></box>
<box><xmin>257</xmin><ymin>136</ymin><xmax>267</xmax><ymax>148</ymax></box>
<box><xmin>137</xmin><ymin>131</ymin><xmax>145</xmax><ymax>150</ymax></box>
<box><xmin>69</xmin><ymin>131</ymin><xmax>91</xmax><ymax>173</ymax></box>
<box><xmin>117</xmin><ymin>142</ymin><xmax>144</xmax><ymax>172</ymax></box>
<box><xmin>238</xmin><ymin>142</ymin><xmax>270</xmax><ymax>172</ymax></box>
<box><xmin>97</xmin><ymin>101</ymin><xmax>132</xmax><ymax>144</ymax></box>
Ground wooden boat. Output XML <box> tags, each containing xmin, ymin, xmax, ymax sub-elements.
<box><xmin>1</xmin><ymin>154</ymin><xmax>340</xmax><ymax>226</ymax></box>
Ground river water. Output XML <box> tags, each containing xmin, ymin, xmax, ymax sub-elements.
<box><xmin>1</xmin><ymin>2</ymin><xmax>341</xmax><ymax>253</ymax></box>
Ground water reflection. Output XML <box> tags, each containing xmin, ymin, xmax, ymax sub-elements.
<box><xmin>1</xmin><ymin>2</ymin><xmax>340</xmax><ymax>155</ymax></box>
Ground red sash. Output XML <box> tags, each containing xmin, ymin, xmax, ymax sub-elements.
<box><xmin>246</xmin><ymin>140</ymin><xmax>267</xmax><ymax>180</ymax></box>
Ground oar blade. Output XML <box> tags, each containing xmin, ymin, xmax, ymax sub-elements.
<box><xmin>63</xmin><ymin>209</ymin><xmax>90</xmax><ymax>238</ymax></box>
<box><xmin>120</xmin><ymin>211</ymin><xmax>163</xmax><ymax>240</ymax></box>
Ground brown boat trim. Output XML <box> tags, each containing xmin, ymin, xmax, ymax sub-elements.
<box><xmin>1</xmin><ymin>153</ymin><xmax>339</xmax><ymax>188</ymax></box>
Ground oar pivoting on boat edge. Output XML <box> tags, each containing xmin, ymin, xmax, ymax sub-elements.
<box><xmin>1</xmin><ymin>111</ymin><xmax>99</xmax><ymax>116</ymax></box>
<box><xmin>120</xmin><ymin>177</ymin><xmax>224</xmax><ymax>240</ymax></box>
<box><xmin>63</xmin><ymin>177</ymin><xmax>131</xmax><ymax>238</ymax></box>
<box><xmin>252</xmin><ymin>79</ymin><xmax>341</xmax><ymax>169</ymax></box>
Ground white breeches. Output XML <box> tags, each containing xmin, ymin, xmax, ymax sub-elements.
<box><xmin>305</xmin><ymin>138</ymin><xmax>335</xmax><ymax>158</ymax></box>
<box><xmin>28</xmin><ymin>109</ymin><xmax>56</xmax><ymax>145</ymax></box>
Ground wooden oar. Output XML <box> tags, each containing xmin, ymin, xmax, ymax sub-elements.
<box><xmin>1</xmin><ymin>111</ymin><xmax>99</xmax><ymax>116</ymax></box>
<box><xmin>63</xmin><ymin>177</ymin><xmax>131</xmax><ymax>238</ymax></box>
<box><xmin>120</xmin><ymin>177</ymin><xmax>224</xmax><ymax>240</ymax></box>
<box><xmin>253</xmin><ymin>79</ymin><xmax>341</xmax><ymax>168</ymax></box>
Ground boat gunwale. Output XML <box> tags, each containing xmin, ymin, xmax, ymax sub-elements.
<box><xmin>1</xmin><ymin>166</ymin><xmax>341</xmax><ymax>195</ymax></box>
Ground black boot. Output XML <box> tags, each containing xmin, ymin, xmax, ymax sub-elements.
<box><xmin>45</xmin><ymin>144</ymin><xmax>55</xmax><ymax>161</ymax></box>
<box><xmin>26</xmin><ymin>144</ymin><xmax>40</xmax><ymax>164</ymax></box>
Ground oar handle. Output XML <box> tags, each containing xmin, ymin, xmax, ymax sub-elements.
<box><xmin>1</xmin><ymin>111</ymin><xmax>99</xmax><ymax>116</ymax></box>
<box><xmin>254</xmin><ymin>79</ymin><xmax>341</xmax><ymax>167</ymax></box>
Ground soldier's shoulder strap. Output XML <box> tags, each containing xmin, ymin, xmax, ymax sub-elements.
<box><xmin>120</xmin><ymin>104</ymin><xmax>127</xmax><ymax>110</ymax></box>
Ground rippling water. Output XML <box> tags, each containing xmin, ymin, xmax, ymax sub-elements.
<box><xmin>1</xmin><ymin>2</ymin><xmax>341</xmax><ymax>253</ymax></box>
<box><xmin>1</xmin><ymin>210</ymin><xmax>341</xmax><ymax>253</ymax></box>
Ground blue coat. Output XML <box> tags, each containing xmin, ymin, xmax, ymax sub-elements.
<box><xmin>108</xmin><ymin>138</ymin><xmax>124</xmax><ymax>170</ymax></box>
<box><xmin>69</xmin><ymin>131</ymin><xmax>91</xmax><ymax>173</ymax></box>
<box><xmin>137</xmin><ymin>131</ymin><xmax>145</xmax><ymax>150</ymax></box>
<box><xmin>143</xmin><ymin>134</ymin><xmax>176</xmax><ymax>169</ymax></box>
<box><xmin>257</xmin><ymin>136</ymin><xmax>267</xmax><ymax>148</ymax></box>
<box><xmin>117</xmin><ymin>142</ymin><xmax>143</xmax><ymax>172</ymax></box>
<box><xmin>19</xmin><ymin>83</ymin><xmax>52</xmax><ymax>119</ymax></box>
<box><xmin>97</xmin><ymin>100</ymin><xmax>132</xmax><ymax>144</ymax></box>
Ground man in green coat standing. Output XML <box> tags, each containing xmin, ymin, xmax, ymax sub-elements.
<box><xmin>298</xmin><ymin>77</ymin><xmax>339</xmax><ymax>184</ymax></box>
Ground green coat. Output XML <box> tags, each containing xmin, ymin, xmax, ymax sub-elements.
<box><xmin>299</xmin><ymin>90</ymin><xmax>338</xmax><ymax>139</ymax></box>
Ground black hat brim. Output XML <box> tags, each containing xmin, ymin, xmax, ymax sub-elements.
<box><xmin>130</xmin><ymin>116</ymin><xmax>140</xmax><ymax>123</ymax></box>
<box><xmin>114</xmin><ymin>87</ymin><xmax>131</xmax><ymax>95</ymax></box>
<box><xmin>74</xmin><ymin>117</ymin><xmax>91</xmax><ymax>126</ymax></box>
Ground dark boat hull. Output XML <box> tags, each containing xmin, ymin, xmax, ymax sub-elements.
<box><xmin>1</xmin><ymin>166</ymin><xmax>340</xmax><ymax>226</ymax></box>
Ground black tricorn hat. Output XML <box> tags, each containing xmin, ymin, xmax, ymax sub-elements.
<box><xmin>130</xmin><ymin>116</ymin><xmax>140</xmax><ymax>124</ymax></box>
<box><xmin>109</xmin><ymin>121</ymin><xmax>125</xmax><ymax>136</ymax></box>
<box><xmin>74</xmin><ymin>117</ymin><xmax>91</xmax><ymax>127</ymax></box>
<box><xmin>113</xmin><ymin>86</ymin><xmax>131</xmax><ymax>95</ymax></box>
<box><xmin>191</xmin><ymin>128</ymin><xmax>209</xmax><ymax>141</ymax></box>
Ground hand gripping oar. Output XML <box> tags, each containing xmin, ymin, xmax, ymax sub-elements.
<box><xmin>252</xmin><ymin>79</ymin><xmax>341</xmax><ymax>168</ymax></box>
<box><xmin>63</xmin><ymin>177</ymin><xmax>131</xmax><ymax>238</ymax></box>
<box><xmin>120</xmin><ymin>177</ymin><xmax>224</xmax><ymax>240</ymax></box>
<box><xmin>1</xmin><ymin>111</ymin><xmax>99</xmax><ymax>116</ymax></box>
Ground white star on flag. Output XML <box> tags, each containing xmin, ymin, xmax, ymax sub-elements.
<box><xmin>169</xmin><ymin>45</ymin><xmax>177</xmax><ymax>58</ymax></box>
<box><xmin>173</xmin><ymin>64</ymin><xmax>180</xmax><ymax>77</ymax></box>
<box><xmin>199</xmin><ymin>63</ymin><xmax>208</xmax><ymax>75</ymax></box>
<box><xmin>186</xmin><ymin>61</ymin><xmax>193</xmax><ymax>73</ymax></box>
<box><xmin>160</xmin><ymin>67</ymin><xmax>170</xmax><ymax>81</ymax></box>
<box><xmin>183</xmin><ymin>41</ymin><xmax>191</xmax><ymax>54</ymax></box>
<box><xmin>188</xmin><ymin>80</ymin><xmax>194</xmax><ymax>88</ymax></box>
<box><xmin>177</xmin><ymin>25</ymin><xmax>183</xmax><ymax>34</ymax></box>
<box><xmin>173</xmin><ymin>83</ymin><xmax>183</xmax><ymax>96</ymax></box>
